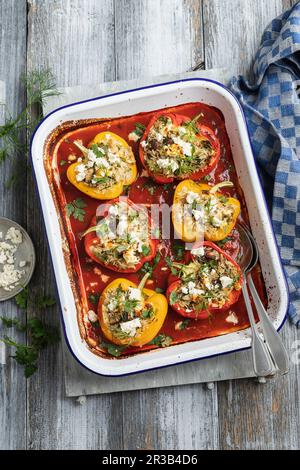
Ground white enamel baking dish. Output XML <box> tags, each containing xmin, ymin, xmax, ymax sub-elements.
<box><xmin>31</xmin><ymin>78</ymin><xmax>289</xmax><ymax>376</ymax></box>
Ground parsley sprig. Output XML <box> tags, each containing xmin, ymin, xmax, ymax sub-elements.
<box><xmin>1</xmin><ymin>317</ymin><xmax>60</xmax><ymax>378</ymax></box>
<box><xmin>65</xmin><ymin>198</ymin><xmax>87</xmax><ymax>222</ymax></box>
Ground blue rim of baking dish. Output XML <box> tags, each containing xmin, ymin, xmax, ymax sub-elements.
<box><xmin>30</xmin><ymin>77</ymin><xmax>290</xmax><ymax>377</ymax></box>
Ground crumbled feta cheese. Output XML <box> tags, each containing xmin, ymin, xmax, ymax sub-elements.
<box><xmin>128</xmin><ymin>287</ymin><xmax>142</xmax><ymax>301</ymax></box>
<box><xmin>109</xmin><ymin>205</ymin><xmax>119</xmax><ymax>216</ymax></box>
<box><xmin>154</xmin><ymin>132</ymin><xmax>163</xmax><ymax>142</ymax></box>
<box><xmin>178</xmin><ymin>126</ymin><xmax>187</xmax><ymax>135</ymax></box>
<box><xmin>220</xmin><ymin>276</ymin><xmax>233</xmax><ymax>288</ymax></box>
<box><xmin>128</xmin><ymin>132</ymin><xmax>140</xmax><ymax>142</ymax></box>
<box><xmin>191</xmin><ymin>209</ymin><xmax>204</xmax><ymax>221</ymax></box>
<box><xmin>5</xmin><ymin>227</ymin><xmax>22</xmax><ymax>244</ymax></box>
<box><xmin>19</xmin><ymin>261</ymin><xmax>26</xmax><ymax>268</ymax></box>
<box><xmin>211</xmin><ymin>216</ymin><xmax>223</xmax><ymax>227</ymax></box>
<box><xmin>0</xmin><ymin>232</ymin><xmax>3</xmax><ymax>239</ymax></box>
<box><xmin>191</xmin><ymin>246</ymin><xmax>205</xmax><ymax>257</ymax></box>
<box><xmin>75</xmin><ymin>164</ymin><xmax>86</xmax><ymax>182</ymax></box>
<box><xmin>0</xmin><ymin>226</ymin><xmax>25</xmax><ymax>291</ymax></box>
<box><xmin>172</xmin><ymin>136</ymin><xmax>192</xmax><ymax>156</ymax></box>
<box><xmin>117</xmin><ymin>220</ymin><xmax>128</xmax><ymax>236</ymax></box>
<box><xmin>156</xmin><ymin>158</ymin><xmax>178</xmax><ymax>172</ymax></box>
<box><xmin>186</xmin><ymin>191</ymin><xmax>199</xmax><ymax>205</ymax></box>
<box><xmin>157</xmin><ymin>158</ymin><xmax>170</xmax><ymax>168</ymax></box>
<box><xmin>107</xmin><ymin>299</ymin><xmax>118</xmax><ymax>311</ymax></box>
<box><xmin>141</xmin><ymin>140</ymin><xmax>147</xmax><ymax>148</ymax></box>
<box><xmin>95</xmin><ymin>157</ymin><xmax>110</xmax><ymax>169</ymax></box>
<box><xmin>0</xmin><ymin>264</ymin><xmax>24</xmax><ymax>289</ymax></box>
<box><xmin>87</xmin><ymin>310</ymin><xmax>98</xmax><ymax>323</ymax></box>
<box><xmin>107</xmin><ymin>152</ymin><xmax>121</xmax><ymax>164</ymax></box>
<box><xmin>120</xmin><ymin>318</ymin><xmax>142</xmax><ymax>337</ymax></box>
<box><xmin>226</xmin><ymin>311</ymin><xmax>238</xmax><ymax>325</ymax></box>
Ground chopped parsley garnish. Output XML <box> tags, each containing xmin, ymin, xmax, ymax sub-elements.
<box><xmin>140</xmin><ymin>252</ymin><xmax>161</xmax><ymax>278</ymax></box>
<box><xmin>133</xmin><ymin>122</ymin><xmax>146</xmax><ymax>138</ymax></box>
<box><xmin>65</xmin><ymin>198</ymin><xmax>87</xmax><ymax>222</ymax></box>
<box><xmin>101</xmin><ymin>341</ymin><xmax>125</xmax><ymax>358</ymax></box>
<box><xmin>141</xmin><ymin>245</ymin><xmax>150</xmax><ymax>256</ymax></box>
<box><xmin>89</xmin><ymin>293</ymin><xmax>100</xmax><ymax>305</ymax></box>
<box><xmin>169</xmin><ymin>290</ymin><xmax>178</xmax><ymax>305</ymax></box>
<box><xmin>60</xmin><ymin>160</ymin><xmax>67</xmax><ymax>166</ymax></box>
<box><xmin>149</xmin><ymin>334</ymin><xmax>173</xmax><ymax>348</ymax></box>
<box><xmin>179</xmin><ymin>319</ymin><xmax>190</xmax><ymax>330</ymax></box>
<box><xmin>155</xmin><ymin>287</ymin><xmax>164</xmax><ymax>293</ymax></box>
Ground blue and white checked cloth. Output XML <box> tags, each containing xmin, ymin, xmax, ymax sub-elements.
<box><xmin>231</xmin><ymin>2</ymin><xmax>300</xmax><ymax>327</ymax></box>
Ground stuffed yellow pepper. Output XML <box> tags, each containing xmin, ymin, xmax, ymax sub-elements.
<box><xmin>172</xmin><ymin>180</ymin><xmax>240</xmax><ymax>242</ymax></box>
<box><xmin>67</xmin><ymin>132</ymin><xmax>137</xmax><ymax>199</ymax></box>
<box><xmin>98</xmin><ymin>274</ymin><xmax>168</xmax><ymax>347</ymax></box>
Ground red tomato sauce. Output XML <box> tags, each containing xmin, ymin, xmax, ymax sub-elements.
<box><xmin>50</xmin><ymin>102</ymin><xmax>267</xmax><ymax>358</ymax></box>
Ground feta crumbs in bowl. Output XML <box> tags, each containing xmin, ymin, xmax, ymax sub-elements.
<box><xmin>0</xmin><ymin>218</ymin><xmax>36</xmax><ymax>301</ymax></box>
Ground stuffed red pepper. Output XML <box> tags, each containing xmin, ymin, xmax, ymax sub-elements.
<box><xmin>139</xmin><ymin>111</ymin><xmax>220</xmax><ymax>184</ymax></box>
<box><xmin>82</xmin><ymin>198</ymin><xmax>158</xmax><ymax>273</ymax></box>
<box><xmin>166</xmin><ymin>241</ymin><xmax>243</xmax><ymax>319</ymax></box>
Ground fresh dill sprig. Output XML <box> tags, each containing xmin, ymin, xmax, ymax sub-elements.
<box><xmin>0</xmin><ymin>69</ymin><xmax>61</xmax><ymax>187</ymax></box>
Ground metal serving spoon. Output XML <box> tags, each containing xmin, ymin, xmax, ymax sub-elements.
<box><xmin>237</xmin><ymin>224</ymin><xmax>289</xmax><ymax>375</ymax></box>
<box><xmin>236</xmin><ymin>225</ymin><xmax>275</xmax><ymax>377</ymax></box>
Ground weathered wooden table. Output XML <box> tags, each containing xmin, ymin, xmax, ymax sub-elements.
<box><xmin>0</xmin><ymin>0</ymin><xmax>299</xmax><ymax>450</ymax></box>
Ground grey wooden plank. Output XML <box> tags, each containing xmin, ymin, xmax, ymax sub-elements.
<box><xmin>218</xmin><ymin>325</ymin><xmax>300</xmax><ymax>450</ymax></box>
<box><xmin>203</xmin><ymin>0</ymin><xmax>300</xmax><ymax>450</ymax></box>
<box><xmin>115</xmin><ymin>0</ymin><xmax>204</xmax><ymax>79</ymax></box>
<box><xmin>26</xmin><ymin>0</ymin><xmax>122</xmax><ymax>450</ymax></box>
<box><xmin>121</xmin><ymin>384</ymin><xmax>219</xmax><ymax>450</ymax></box>
<box><xmin>0</xmin><ymin>0</ymin><xmax>27</xmax><ymax>451</ymax></box>
<box><xmin>114</xmin><ymin>0</ymin><xmax>219</xmax><ymax>451</ymax></box>
<box><xmin>203</xmin><ymin>0</ymin><xmax>286</xmax><ymax>78</ymax></box>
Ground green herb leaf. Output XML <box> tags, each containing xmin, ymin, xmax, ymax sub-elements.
<box><xmin>0</xmin><ymin>316</ymin><xmax>26</xmax><ymax>331</ymax></box>
<box><xmin>169</xmin><ymin>290</ymin><xmax>178</xmax><ymax>305</ymax></box>
<box><xmin>179</xmin><ymin>319</ymin><xmax>190</xmax><ymax>330</ymax></box>
<box><xmin>65</xmin><ymin>198</ymin><xmax>87</xmax><ymax>222</ymax></box>
<box><xmin>173</xmin><ymin>242</ymin><xmax>185</xmax><ymax>260</ymax></box>
<box><xmin>141</xmin><ymin>245</ymin><xmax>150</xmax><ymax>256</ymax></box>
<box><xmin>60</xmin><ymin>160</ymin><xmax>67</xmax><ymax>166</ymax></box>
<box><xmin>155</xmin><ymin>287</ymin><xmax>164</xmax><ymax>293</ymax></box>
<box><xmin>36</xmin><ymin>295</ymin><xmax>56</xmax><ymax>309</ymax></box>
<box><xmin>15</xmin><ymin>288</ymin><xmax>29</xmax><ymax>309</ymax></box>
<box><xmin>89</xmin><ymin>293</ymin><xmax>100</xmax><ymax>305</ymax></box>
<box><xmin>101</xmin><ymin>341</ymin><xmax>125</xmax><ymax>358</ymax></box>
<box><xmin>149</xmin><ymin>334</ymin><xmax>173</xmax><ymax>348</ymax></box>
<box><xmin>28</xmin><ymin>317</ymin><xmax>60</xmax><ymax>350</ymax></box>
<box><xmin>133</xmin><ymin>122</ymin><xmax>146</xmax><ymax>138</ymax></box>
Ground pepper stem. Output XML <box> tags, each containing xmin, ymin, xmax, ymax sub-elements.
<box><xmin>73</xmin><ymin>139</ymin><xmax>89</xmax><ymax>157</ymax></box>
<box><xmin>209</xmin><ymin>181</ymin><xmax>234</xmax><ymax>194</ymax></box>
<box><xmin>138</xmin><ymin>273</ymin><xmax>150</xmax><ymax>292</ymax></box>
<box><xmin>79</xmin><ymin>225</ymin><xmax>98</xmax><ymax>239</ymax></box>
<box><xmin>191</xmin><ymin>112</ymin><xmax>204</xmax><ymax>125</ymax></box>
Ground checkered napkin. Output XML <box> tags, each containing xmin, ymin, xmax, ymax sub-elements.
<box><xmin>231</xmin><ymin>2</ymin><xmax>300</xmax><ymax>327</ymax></box>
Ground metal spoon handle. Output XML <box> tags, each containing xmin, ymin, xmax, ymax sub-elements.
<box><xmin>242</xmin><ymin>283</ymin><xmax>274</xmax><ymax>376</ymax></box>
<box><xmin>248</xmin><ymin>275</ymin><xmax>289</xmax><ymax>375</ymax></box>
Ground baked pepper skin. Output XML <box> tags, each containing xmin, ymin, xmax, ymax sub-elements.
<box><xmin>98</xmin><ymin>278</ymin><xmax>168</xmax><ymax>347</ymax></box>
<box><xmin>166</xmin><ymin>241</ymin><xmax>243</xmax><ymax>320</ymax></box>
<box><xmin>67</xmin><ymin>131</ymin><xmax>137</xmax><ymax>200</ymax></box>
<box><xmin>139</xmin><ymin>111</ymin><xmax>221</xmax><ymax>184</ymax></box>
<box><xmin>84</xmin><ymin>198</ymin><xmax>158</xmax><ymax>273</ymax></box>
<box><xmin>172</xmin><ymin>180</ymin><xmax>241</xmax><ymax>243</ymax></box>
